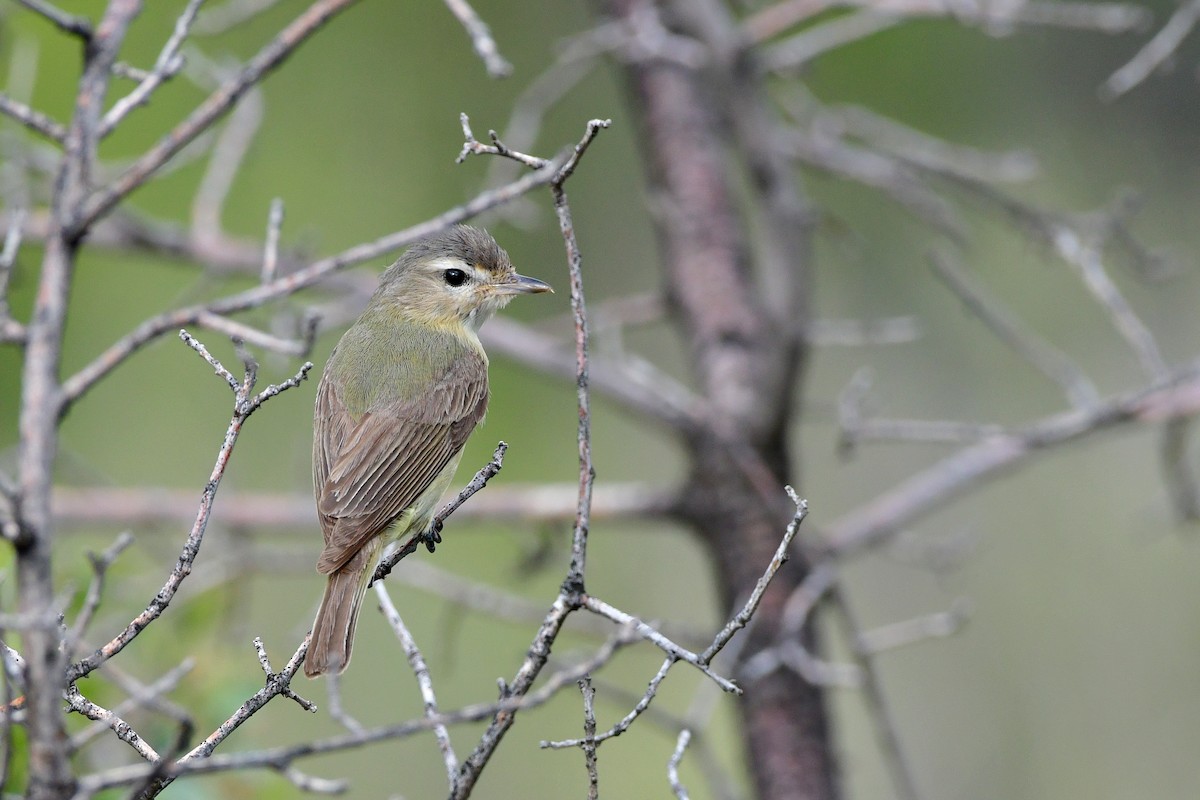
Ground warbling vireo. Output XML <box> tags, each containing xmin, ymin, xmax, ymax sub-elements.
<box><xmin>305</xmin><ymin>225</ymin><xmax>551</xmax><ymax>677</ymax></box>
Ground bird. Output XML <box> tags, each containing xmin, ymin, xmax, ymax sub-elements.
<box><xmin>305</xmin><ymin>225</ymin><xmax>551</xmax><ymax>677</ymax></box>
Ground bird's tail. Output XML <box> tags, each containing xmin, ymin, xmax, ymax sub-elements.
<box><xmin>305</xmin><ymin>541</ymin><xmax>379</xmax><ymax>678</ymax></box>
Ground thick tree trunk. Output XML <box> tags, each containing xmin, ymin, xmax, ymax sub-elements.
<box><xmin>597</xmin><ymin>2</ymin><xmax>838</xmax><ymax>798</ymax></box>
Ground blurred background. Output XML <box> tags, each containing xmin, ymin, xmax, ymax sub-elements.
<box><xmin>2</xmin><ymin>1</ymin><xmax>1200</xmax><ymax>798</ymax></box>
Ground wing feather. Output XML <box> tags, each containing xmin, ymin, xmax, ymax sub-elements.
<box><xmin>312</xmin><ymin>342</ymin><xmax>488</xmax><ymax>574</ymax></box>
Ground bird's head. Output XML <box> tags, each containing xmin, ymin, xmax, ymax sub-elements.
<box><xmin>375</xmin><ymin>225</ymin><xmax>552</xmax><ymax>332</ymax></box>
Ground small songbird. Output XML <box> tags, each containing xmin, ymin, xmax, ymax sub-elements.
<box><xmin>306</xmin><ymin>226</ymin><xmax>551</xmax><ymax>677</ymax></box>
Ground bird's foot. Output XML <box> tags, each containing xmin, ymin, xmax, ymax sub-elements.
<box><xmin>423</xmin><ymin>520</ymin><xmax>444</xmax><ymax>553</ymax></box>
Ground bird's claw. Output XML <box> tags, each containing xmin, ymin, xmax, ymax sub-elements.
<box><xmin>423</xmin><ymin>520</ymin><xmax>444</xmax><ymax>552</ymax></box>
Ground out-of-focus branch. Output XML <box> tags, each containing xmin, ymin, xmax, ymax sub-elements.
<box><xmin>443</xmin><ymin>0</ymin><xmax>512</xmax><ymax>78</ymax></box>
<box><xmin>824</xmin><ymin>360</ymin><xmax>1200</xmax><ymax>558</ymax></box>
<box><xmin>746</xmin><ymin>0</ymin><xmax>1149</xmax><ymax>45</ymax></box>
<box><xmin>1102</xmin><ymin>0</ymin><xmax>1200</xmax><ymax>99</ymax></box>
<box><xmin>0</xmin><ymin>208</ymin><xmax>27</xmax><ymax>344</ymax></box>
<box><xmin>15</xmin><ymin>0</ymin><xmax>93</xmax><ymax>40</ymax></box>
<box><xmin>74</xmin><ymin>0</ymin><xmax>363</xmax><ymax>234</ymax></box>
<box><xmin>99</xmin><ymin>0</ymin><xmax>204</xmax><ymax>136</ymax></box>
<box><xmin>194</xmin><ymin>0</ymin><xmax>285</xmax><ymax>35</ymax></box>
<box><xmin>0</xmin><ymin>93</ymin><xmax>66</xmax><ymax>143</ymax></box>
<box><xmin>482</xmin><ymin>316</ymin><xmax>705</xmax><ymax>432</ymax></box>
<box><xmin>51</xmin><ymin>481</ymin><xmax>679</xmax><ymax>530</ymax></box>
<box><xmin>1</xmin><ymin>207</ymin><xmax>300</xmax><ymax>275</ymax></box>
<box><xmin>930</xmin><ymin>249</ymin><xmax>1099</xmax><ymax>409</ymax></box>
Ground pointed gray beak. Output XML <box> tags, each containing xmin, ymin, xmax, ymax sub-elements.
<box><xmin>496</xmin><ymin>274</ymin><xmax>553</xmax><ymax>295</ymax></box>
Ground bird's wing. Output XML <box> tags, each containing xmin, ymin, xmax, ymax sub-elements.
<box><xmin>313</xmin><ymin>346</ymin><xmax>488</xmax><ymax>574</ymax></box>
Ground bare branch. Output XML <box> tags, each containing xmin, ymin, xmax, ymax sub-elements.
<box><xmin>261</xmin><ymin>197</ymin><xmax>284</xmax><ymax>284</ymax></box>
<box><xmin>65</xmin><ymin>531</ymin><xmax>134</xmax><ymax>656</ymax></box>
<box><xmin>443</xmin><ymin>0</ymin><xmax>512</xmax><ymax>78</ymax></box>
<box><xmin>75</xmin><ymin>632</ymin><xmax>635</xmax><ymax>795</ymax></box>
<box><xmin>827</xmin><ymin>586</ymin><xmax>920</xmax><ymax>800</ymax></box>
<box><xmin>74</xmin><ymin>0</ymin><xmax>362</xmax><ymax>234</ymax></box>
<box><xmin>65</xmin><ymin>686</ymin><xmax>160</xmax><ymax>762</ymax></box>
<box><xmin>372</xmin><ymin>442</ymin><xmax>508</xmax><ymax>584</ymax></box>
<box><xmin>482</xmin><ymin>316</ymin><xmax>705</xmax><ymax>432</ymax></box>
<box><xmin>667</xmin><ymin>728</ymin><xmax>692</xmax><ymax>800</ymax></box>
<box><xmin>854</xmin><ymin>597</ymin><xmax>972</xmax><ymax>655</ymax></box>
<box><xmin>808</xmin><ymin>316</ymin><xmax>920</xmax><ymax>347</ymax></box>
<box><xmin>765</xmin><ymin>11</ymin><xmax>902</xmax><ymax>72</ymax></box>
<box><xmin>1051</xmin><ymin>225</ymin><xmax>1167</xmax><ymax>380</ymax></box>
<box><xmin>1102</xmin><ymin>0</ymin><xmax>1200</xmax><ymax>99</ymax></box>
<box><xmin>51</xmin><ymin>480</ymin><xmax>677</xmax><ymax>531</ymax></box>
<box><xmin>578</xmin><ymin>677</ymin><xmax>600</xmax><ymax>799</ymax></box>
<box><xmin>458</xmin><ymin>112</ymin><xmax>548</xmax><ymax>169</ymax></box>
<box><xmin>748</xmin><ymin>0</ymin><xmax>1149</xmax><ymax>44</ymax></box>
<box><xmin>451</xmin><ymin>117</ymin><xmax>609</xmax><ymax>800</ymax></box>
<box><xmin>67</xmin><ymin>334</ymin><xmax>311</xmax><ymax>682</ymax></box>
<box><xmin>375</xmin><ymin>584</ymin><xmax>458</xmax><ymax>792</ymax></box>
<box><xmin>542</xmin><ymin>656</ymin><xmax>672</xmax><ymax>750</ymax></box>
<box><xmin>190</xmin><ymin>80</ymin><xmax>265</xmax><ymax>245</ymax></box>
<box><xmin>930</xmin><ymin>249</ymin><xmax>1100</xmax><ymax>409</ymax></box>
<box><xmin>0</xmin><ymin>207</ymin><xmax>27</xmax><ymax>344</ymax></box>
<box><xmin>15</xmin><ymin>0</ymin><xmax>93</xmax><ymax>40</ymax></box>
<box><xmin>0</xmin><ymin>93</ymin><xmax>66</xmax><ymax>143</ymax></box>
<box><xmin>100</xmin><ymin>0</ymin><xmax>205</xmax><ymax>135</ymax></box>
<box><xmin>817</xmin><ymin>102</ymin><xmax>1038</xmax><ymax>184</ymax></box>
<box><xmin>70</xmin><ymin>659</ymin><xmax>194</xmax><ymax>753</ymax></box>
<box><xmin>194</xmin><ymin>0</ymin><xmax>284</xmax><ymax>35</ymax></box>
<box><xmin>702</xmin><ymin>489</ymin><xmax>808</xmax><ymax>661</ymax></box>
<box><xmin>825</xmin><ymin>360</ymin><xmax>1200</xmax><ymax>558</ymax></box>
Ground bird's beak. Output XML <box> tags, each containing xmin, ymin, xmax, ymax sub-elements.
<box><xmin>495</xmin><ymin>274</ymin><xmax>553</xmax><ymax>295</ymax></box>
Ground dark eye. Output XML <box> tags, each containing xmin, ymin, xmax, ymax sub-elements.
<box><xmin>443</xmin><ymin>268</ymin><xmax>467</xmax><ymax>287</ymax></box>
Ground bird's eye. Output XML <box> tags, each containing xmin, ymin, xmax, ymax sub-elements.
<box><xmin>443</xmin><ymin>268</ymin><xmax>468</xmax><ymax>287</ymax></box>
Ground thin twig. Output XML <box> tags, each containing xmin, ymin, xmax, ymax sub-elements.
<box><xmin>930</xmin><ymin>249</ymin><xmax>1099</xmax><ymax>409</ymax></box>
<box><xmin>0</xmin><ymin>93</ymin><xmax>66</xmax><ymax>143</ymax></box>
<box><xmin>1102</xmin><ymin>0</ymin><xmax>1200</xmax><ymax>100</ymax></box>
<box><xmin>451</xmin><ymin>118</ymin><xmax>608</xmax><ymax>800</ymax></box>
<box><xmin>372</xmin><ymin>442</ymin><xmax>508</xmax><ymax>584</ymax></box>
<box><xmin>667</xmin><ymin>729</ymin><xmax>692</xmax><ymax>800</ymax></box>
<box><xmin>375</xmin><ymin>584</ymin><xmax>458</xmax><ymax>791</ymax></box>
<box><xmin>827</xmin><ymin>586</ymin><xmax>921</xmax><ymax>800</ymax></box>
<box><xmin>74</xmin><ymin>0</ymin><xmax>362</xmax><ymax>233</ymax></box>
<box><xmin>579</xmin><ymin>677</ymin><xmax>599</xmax><ymax>799</ymax></box>
<box><xmin>67</xmin><ymin>334</ymin><xmax>311</xmax><ymax>682</ymax></box>
<box><xmin>69</xmin><ymin>658</ymin><xmax>195</xmax><ymax>753</ymax></box>
<box><xmin>65</xmin><ymin>686</ymin><xmax>160</xmax><ymax>762</ymax></box>
<box><xmin>100</xmin><ymin>0</ymin><xmax>205</xmax><ymax>135</ymax></box>
<box><xmin>15</xmin><ymin>0</ymin><xmax>93</xmax><ymax>39</ymax></box>
<box><xmin>443</xmin><ymin>0</ymin><xmax>512</xmax><ymax>77</ymax></box>
<box><xmin>77</xmin><ymin>631</ymin><xmax>637</xmax><ymax>796</ymax></box>
<box><xmin>824</xmin><ymin>359</ymin><xmax>1200</xmax><ymax>558</ymax></box>
<box><xmin>66</xmin><ymin>531</ymin><xmax>134</xmax><ymax>656</ymax></box>
<box><xmin>261</xmin><ymin>197</ymin><xmax>284</xmax><ymax>284</ymax></box>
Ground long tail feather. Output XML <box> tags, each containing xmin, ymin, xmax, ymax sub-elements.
<box><xmin>305</xmin><ymin>543</ymin><xmax>378</xmax><ymax>678</ymax></box>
